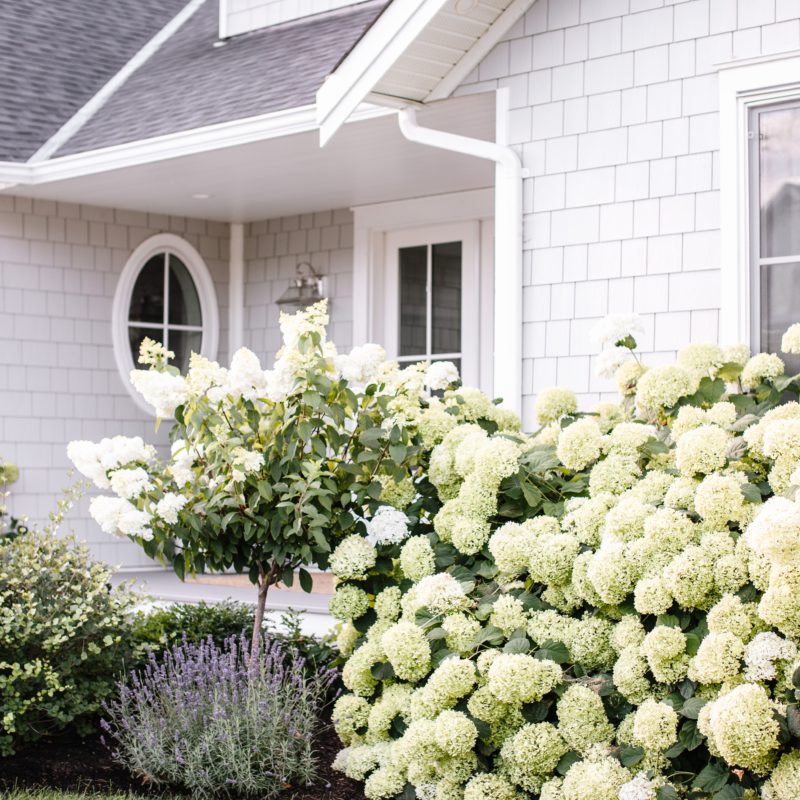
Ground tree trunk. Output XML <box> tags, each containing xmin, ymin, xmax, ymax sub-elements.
<box><xmin>251</xmin><ymin>565</ymin><xmax>270</xmax><ymax>663</ymax></box>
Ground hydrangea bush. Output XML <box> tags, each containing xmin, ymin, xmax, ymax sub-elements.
<box><xmin>68</xmin><ymin>300</ymin><xmax>438</xmax><ymax>657</ymax></box>
<box><xmin>329</xmin><ymin>316</ymin><xmax>800</xmax><ymax>800</ymax></box>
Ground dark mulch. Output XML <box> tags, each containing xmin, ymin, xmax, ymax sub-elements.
<box><xmin>0</xmin><ymin>723</ymin><xmax>365</xmax><ymax>800</ymax></box>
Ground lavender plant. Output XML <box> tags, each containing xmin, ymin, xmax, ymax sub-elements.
<box><xmin>101</xmin><ymin>634</ymin><xmax>338</xmax><ymax>797</ymax></box>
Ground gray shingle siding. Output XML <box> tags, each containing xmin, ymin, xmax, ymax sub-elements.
<box><xmin>0</xmin><ymin>0</ymin><xmax>189</xmax><ymax>162</ymax></box>
<box><xmin>55</xmin><ymin>0</ymin><xmax>386</xmax><ymax>156</ymax></box>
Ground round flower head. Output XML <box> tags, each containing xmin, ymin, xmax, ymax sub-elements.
<box><xmin>635</xmin><ymin>365</ymin><xmax>697</xmax><ymax>413</ymax></box>
<box><xmin>687</xmin><ymin>631</ymin><xmax>744</xmax><ymax>685</ymax></box>
<box><xmin>332</xmin><ymin>694</ymin><xmax>371</xmax><ymax>745</ymax></box>
<box><xmin>463</xmin><ymin>774</ymin><xmax>518</xmax><ymax>800</ymax></box>
<box><xmin>640</xmin><ymin>626</ymin><xmax>689</xmax><ymax>684</ymax></box>
<box><xmin>693</xmin><ymin>473</ymin><xmax>746</xmax><ymax>528</ymax></box>
<box><xmin>434</xmin><ymin>710</ymin><xmax>477</xmax><ymax>757</ymax></box>
<box><xmin>489</xmin><ymin>521</ymin><xmax>536</xmax><ymax>575</ymax></box>
<box><xmin>677</xmin><ymin>342</ymin><xmax>725</xmax><ymax>378</ymax></box>
<box><xmin>489</xmin><ymin>594</ymin><xmax>528</xmax><ymax>637</ymax></box>
<box><xmin>565</xmin><ymin>615</ymin><xmax>615</xmax><ymax>671</ymax></box>
<box><xmin>611</xmin><ymin>615</ymin><xmax>646</xmax><ymax>653</ymax></box>
<box><xmin>741</xmin><ymin>352</ymin><xmax>784</xmax><ymax>389</ymax></box>
<box><xmin>705</xmin><ymin>683</ymin><xmax>780</xmax><ymax>774</ymax></box>
<box><xmin>613</xmin><ymin>646</ymin><xmax>651</xmax><ymax>704</ymax></box>
<box><xmin>400</xmin><ymin>535</ymin><xmax>436</xmax><ymax>581</ymax></box>
<box><xmin>782</xmin><ymin>322</ymin><xmax>800</xmax><ymax>354</ymax></box>
<box><xmin>366</xmin><ymin>505</ymin><xmax>410</xmax><ymax>546</ymax></box>
<box><xmin>744</xmin><ymin>631</ymin><xmax>798</xmax><ymax>682</ymax></box>
<box><xmin>556</xmin><ymin>685</ymin><xmax>614</xmax><ymax>753</ymax></box>
<box><xmin>675</xmin><ymin>424</ymin><xmax>729</xmax><ymax>476</ymax></box>
<box><xmin>442</xmin><ymin>612</ymin><xmax>481</xmax><ymax>654</ymax></box>
<box><xmin>633</xmin><ymin>575</ymin><xmax>673</xmax><ymax>616</ymax></box>
<box><xmin>427</xmin><ymin>360</ymin><xmax>460</xmax><ymax>391</ymax></box>
<box><xmin>707</xmin><ymin>594</ymin><xmax>758</xmax><ymax>640</ymax></box>
<box><xmin>745</xmin><ymin>496</ymin><xmax>800</xmax><ymax>567</ymax></box>
<box><xmin>330</xmin><ymin>535</ymin><xmax>378</xmax><ymax>581</ymax></box>
<box><xmin>631</xmin><ymin>699</ymin><xmax>678</xmax><ymax>752</ymax></box>
<box><xmin>535</xmin><ymin>387</ymin><xmax>577</xmax><ymax>425</ymax></box>
<box><xmin>378</xmin><ymin>473</ymin><xmax>416</xmax><ymax>509</ymax></box>
<box><xmin>487</xmin><ymin>654</ymin><xmax>562</xmax><ymax>704</ymax></box>
<box><xmin>415</xmin><ymin>573</ymin><xmax>470</xmax><ymax>615</ymax></box>
<box><xmin>375</xmin><ymin>586</ymin><xmax>402</xmax><ymax>621</ymax></box>
<box><xmin>616</xmin><ymin>360</ymin><xmax>647</xmax><ymax>396</ymax></box>
<box><xmin>619</xmin><ymin>773</ymin><xmax>658</xmax><ymax>800</ymax></box>
<box><xmin>500</xmin><ymin>722</ymin><xmax>568</xmax><ymax>792</ymax></box>
<box><xmin>381</xmin><ymin>621</ymin><xmax>431</xmax><ymax>681</ymax></box>
<box><xmin>561</xmin><ymin>754</ymin><xmax>630</xmax><ymax>800</ymax></box>
<box><xmin>595</xmin><ymin>347</ymin><xmax>631</xmax><ymax>379</ymax></box>
<box><xmin>364</xmin><ymin>765</ymin><xmax>405</xmax><ymax>800</ymax></box>
<box><xmin>591</xmin><ymin>313</ymin><xmax>644</xmax><ymax>349</ymax></box>
<box><xmin>330</xmin><ymin>584</ymin><xmax>370</xmax><ymax>621</ymax></box>
<box><xmin>707</xmin><ymin>401</ymin><xmax>738</xmax><ymax>428</ymax></box>
<box><xmin>764</xmin><ymin>751</ymin><xmax>800</xmax><ymax>800</ymax></box>
<box><xmin>342</xmin><ymin>640</ymin><xmax>383</xmax><ymax>696</ymax></box>
<box><xmin>556</xmin><ymin>418</ymin><xmax>603</xmax><ymax>471</ymax></box>
<box><xmin>589</xmin><ymin>455</ymin><xmax>641</xmax><ymax>497</ymax></box>
<box><xmin>723</xmin><ymin>343</ymin><xmax>751</xmax><ymax>367</ymax></box>
<box><xmin>529</xmin><ymin>533</ymin><xmax>581</xmax><ymax>586</ymax></box>
<box><xmin>337</xmin><ymin>622</ymin><xmax>360</xmax><ymax>656</ymax></box>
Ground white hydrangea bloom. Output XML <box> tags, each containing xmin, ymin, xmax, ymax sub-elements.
<box><xmin>366</xmin><ymin>505</ymin><xmax>410</xmax><ymax>546</ymax></box>
<box><xmin>595</xmin><ymin>347</ymin><xmax>631</xmax><ymax>379</ymax></box>
<box><xmin>225</xmin><ymin>347</ymin><xmax>269</xmax><ymax>402</ymax></box>
<box><xmin>415</xmin><ymin>573</ymin><xmax>468</xmax><ymax>615</ymax></box>
<box><xmin>67</xmin><ymin>436</ymin><xmax>156</xmax><ymax>489</ymax></box>
<box><xmin>109</xmin><ymin>467</ymin><xmax>153</xmax><ymax>500</ymax></box>
<box><xmin>590</xmin><ymin>313</ymin><xmax>645</xmax><ymax>348</ymax></box>
<box><xmin>89</xmin><ymin>495</ymin><xmax>152</xmax><ymax>540</ymax></box>
<box><xmin>155</xmin><ymin>492</ymin><xmax>188</xmax><ymax>524</ymax></box>
<box><xmin>426</xmin><ymin>360</ymin><xmax>460</xmax><ymax>391</ymax></box>
<box><xmin>743</xmin><ymin>632</ymin><xmax>798</xmax><ymax>681</ymax></box>
<box><xmin>335</xmin><ymin>343</ymin><xmax>387</xmax><ymax>389</ymax></box>
<box><xmin>130</xmin><ymin>369</ymin><xmax>189</xmax><ymax>418</ymax></box>
<box><xmin>781</xmin><ymin>322</ymin><xmax>800</xmax><ymax>355</ymax></box>
<box><xmin>618</xmin><ymin>773</ymin><xmax>657</xmax><ymax>800</ymax></box>
<box><xmin>169</xmin><ymin>438</ymin><xmax>196</xmax><ymax>486</ymax></box>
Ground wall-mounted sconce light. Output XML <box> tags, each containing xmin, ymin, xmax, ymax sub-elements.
<box><xmin>275</xmin><ymin>261</ymin><xmax>327</xmax><ymax>311</ymax></box>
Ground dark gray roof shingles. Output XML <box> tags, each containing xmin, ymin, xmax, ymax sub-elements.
<box><xmin>0</xmin><ymin>0</ymin><xmax>189</xmax><ymax>162</ymax></box>
<box><xmin>56</xmin><ymin>0</ymin><xmax>386</xmax><ymax>157</ymax></box>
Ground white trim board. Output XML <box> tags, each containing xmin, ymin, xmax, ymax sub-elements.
<box><xmin>718</xmin><ymin>51</ymin><xmax>800</xmax><ymax>345</ymax></box>
<box><xmin>0</xmin><ymin>104</ymin><xmax>393</xmax><ymax>188</ymax></box>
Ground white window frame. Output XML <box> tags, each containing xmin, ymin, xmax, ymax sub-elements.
<box><xmin>384</xmin><ymin>222</ymin><xmax>480</xmax><ymax>383</ymax></box>
<box><xmin>352</xmin><ymin>188</ymin><xmax>494</xmax><ymax>394</ymax></box>
<box><xmin>112</xmin><ymin>233</ymin><xmax>219</xmax><ymax>416</ymax></box>
<box><xmin>719</xmin><ymin>52</ymin><xmax>800</xmax><ymax>345</ymax></box>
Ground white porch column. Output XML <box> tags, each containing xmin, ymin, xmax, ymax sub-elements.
<box><xmin>228</xmin><ymin>222</ymin><xmax>245</xmax><ymax>355</ymax></box>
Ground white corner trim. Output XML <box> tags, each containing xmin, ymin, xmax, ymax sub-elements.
<box><xmin>426</xmin><ymin>0</ymin><xmax>537</xmax><ymax>102</ymax></box>
<box><xmin>718</xmin><ymin>53</ymin><xmax>800</xmax><ymax>345</ymax></box>
<box><xmin>219</xmin><ymin>0</ymin><xmax>229</xmax><ymax>40</ymax></box>
<box><xmin>228</xmin><ymin>223</ymin><xmax>245</xmax><ymax>356</ymax></box>
<box><xmin>0</xmin><ymin>104</ymin><xmax>394</xmax><ymax>187</ymax></box>
<box><xmin>29</xmin><ymin>0</ymin><xmax>209</xmax><ymax>164</ymax></box>
<box><xmin>316</xmin><ymin>0</ymin><xmax>448</xmax><ymax>145</ymax></box>
<box><xmin>112</xmin><ymin>233</ymin><xmax>220</xmax><ymax>417</ymax></box>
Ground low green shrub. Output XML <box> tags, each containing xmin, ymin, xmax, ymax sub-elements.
<box><xmin>0</xmin><ymin>530</ymin><xmax>139</xmax><ymax>755</ymax></box>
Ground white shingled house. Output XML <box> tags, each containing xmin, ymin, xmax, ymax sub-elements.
<box><xmin>2</xmin><ymin>0</ymin><xmax>800</xmax><ymax>568</ymax></box>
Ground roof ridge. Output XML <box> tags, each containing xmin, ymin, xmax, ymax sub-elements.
<box><xmin>28</xmin><ymin>0</ymin><xmax>209</xmax><ymax>164</ymax></box>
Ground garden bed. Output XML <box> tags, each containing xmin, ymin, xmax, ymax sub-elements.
<box><xmin>0</xmin><ymin>724</ymin><xmax>364</xmax><ymax>800</ymax></box>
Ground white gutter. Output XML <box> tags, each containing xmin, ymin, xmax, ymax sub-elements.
<box><xmin>396</xmin><ymin>89</ymin><xmax>523</xmax><ymax>413</ymax></box>
<box><xmin>229</xmin><ymin>222</ymin><xmax>245</xmax><ymax>355</ymax></box>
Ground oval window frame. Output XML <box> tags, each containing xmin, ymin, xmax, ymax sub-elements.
<box><xmin>112</xmin><ymin>233</ymin><xmax>219</xmax><ymax>416</ymax></box>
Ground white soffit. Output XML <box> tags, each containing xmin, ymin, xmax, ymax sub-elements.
<box><xmin>316</xmin><ymin>0</ymin><xmax>535</xmax><ymax>143</ymax></box>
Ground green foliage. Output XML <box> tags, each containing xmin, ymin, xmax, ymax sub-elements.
<box><xmin>0</xmin><ymin>530</ymin><xmax>139</xmax><ymax>755</ymax></box>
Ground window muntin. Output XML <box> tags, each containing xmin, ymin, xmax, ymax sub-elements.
<box><xmin>397</xmin><ymin>240</ymin><xmax>463</xmax><ymax>369</ymax></box>
<box><xmin>126</xmin><ymin>251</ymin><xmax>203</xmax><ymax>372</ymax></box>
<box><xmin>751</xmin><ymin>102</ymin><xmax>800</xmax><ymax>373</ymax></box>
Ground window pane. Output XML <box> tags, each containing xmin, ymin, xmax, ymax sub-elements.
<box><xmin>432</xmin><ymin>241</ymin><xmax>462</xmax><ymax>355</ymax></box>
<box><xmin>129</xmin><ymin>326</ymin><xmax>163</xmax><ymax>367</ymax></box>
<box><xmin>129</xmin><ymin>254</ymin><xmax>164</xmax><ymax>323</ymax></box>
<box><xmin>759</xmin><ymin>106</ymin><xmax>800</xmax><ymax>258</ymax></box>
<box><xmin>169</xmin><ymin>255</ymin><xmax>202</xmax><ymax>326</ymax></box>
<box><xmin>168</xmin><ymin>329</ymin><xmax>203</xmax><ymax>373</ymax></box>
<box><xmin>399</xmin><ymin>245</ymin><xmax>427</xmax><ymax>357</ymax></box>
<box><xmin>761</xmin><ymin>262</ymin><xmax>800</xmax><ymax>374</ymax></box>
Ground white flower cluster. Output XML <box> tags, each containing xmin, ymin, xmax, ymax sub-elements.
<box><xmin>366</xmin><ymin>505</ymin><xmax>410</xmax><ymax>546</ymax></box>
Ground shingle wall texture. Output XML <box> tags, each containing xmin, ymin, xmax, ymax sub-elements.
<box><xmin>243</xmin><ymin>209</ymin><xmax>355</xmax><ymax>364</ymax></box>
<box><xmin>0</xmin><ymin>195</ymin><xmax>229</xmax><ymax>566</ymax></box>
<box><xmin>457</xmin><ymin>0</ymin><xmax>793</xmax><ymax>430</ymax></box>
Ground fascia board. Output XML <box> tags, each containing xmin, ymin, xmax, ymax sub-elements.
<box><xmin>316</xmin><ymin>0</ymin><xmax>448</xmax><ymax>146</ymax></box>
<box><xmin>0</xmin><ymin>104</ymin><xmax>393</xmax><ymax>187</ymax></box>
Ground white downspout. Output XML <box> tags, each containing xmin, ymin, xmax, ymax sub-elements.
<box><xmin>229</xmin><ymin>222</ymin><xmax>245</xmax><ymax>356</ymax></box>
<box><xmin>396</xmin><ymin>90</ymin><xmax>523</xmax><ymax>414</ymax></box>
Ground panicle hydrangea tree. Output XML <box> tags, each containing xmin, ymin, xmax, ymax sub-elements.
<box><xmin>327</xmin><ymin>314</ymin><xmax>800</xmax><ymax>800</ymax></box>
<box><xmin>68</xmin><ymin>300</ymin><xmax>468</xmax><ymax>658</ymax></box>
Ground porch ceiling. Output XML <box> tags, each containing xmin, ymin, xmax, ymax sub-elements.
<box><xmin>7</xmin><ymin>93</ymin><xmax>494</xmax><ymax>222</ymax></box>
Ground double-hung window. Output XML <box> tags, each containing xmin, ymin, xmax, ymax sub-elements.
<box><xmin>750</xmin><ymin>101</ymin><xmax>800</xmax><ymax>373</ymax></box>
